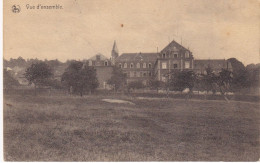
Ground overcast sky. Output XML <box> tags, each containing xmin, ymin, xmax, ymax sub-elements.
<box><xmin>4</xmin><ymin>0</ymin><xmax>259</xmax><ymax>65</ymax></box>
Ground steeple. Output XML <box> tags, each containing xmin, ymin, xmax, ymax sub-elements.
<box><xmin>111</xmin><ymin>40</ymin><xmax>119</xmax><ymax>65</ymax></box>
<box><xmin>112</xmin><ymin>40</ymin><xmax>118</xmax><ymax>54</ymax></box>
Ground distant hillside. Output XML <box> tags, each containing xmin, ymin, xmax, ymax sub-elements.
<box><xmin>3</xmin><ymin>57</ymin><xmax>72</xmax><ymax>85</ymax></box>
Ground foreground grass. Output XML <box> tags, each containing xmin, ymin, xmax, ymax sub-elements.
<box><xmin>4</xmin><ymin>93</ymin><xmax>260</xmax><ymax>161</ymax></box>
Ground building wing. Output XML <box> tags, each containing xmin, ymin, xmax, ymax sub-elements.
<box><xmin>116</xmin><ymin>53</ymin><xmax>158</xmax><ymax>62</ymax></box>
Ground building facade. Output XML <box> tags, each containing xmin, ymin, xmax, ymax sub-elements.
<box><xmin>85</xmin><ymin>53</ymin><xmax>113</xmax><ymax>89</ymax></box>
<box><xmin>115</xmin><ymin>40</ymin><xmax>194</xmax><ymax>84</ymax></box>
<box><xmin>115</xmin><ymin>52</ymin><xmax>157</xmax><ymax>85</ymax></box>
<box><xmin>86</xmin><ymin>40</ymin><xmax>232</xmax><ymax>88</ymax></box>
<box><xmin>154</xmin><ymin>40</ymin><xmax>194</xmax><ymax>82</ymax></box>
<box><xmin>193</xmin><ymin>59</ymin><xmax>232</xmax><ymax>74</ymax></box>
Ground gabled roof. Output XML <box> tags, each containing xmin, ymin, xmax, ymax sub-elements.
<box><xmin>161</xmin><ymin>40</ymin><xmax>190</xmax><ymax>53</ymax></box>
<box><xmin>88</xmin><ymin>53</ymin><xmax>109</xmax><ymax>61</ymax></box>
<box><xmin>116</xmin><ymin>53</ymin><xmax>158</xmax><ymax>62</ymax></box>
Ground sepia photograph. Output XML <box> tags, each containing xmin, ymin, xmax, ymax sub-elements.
<box><xmin>2</xmin><ymin>0</ymin><xmax>260</xmax><ymax>161</ymax></box>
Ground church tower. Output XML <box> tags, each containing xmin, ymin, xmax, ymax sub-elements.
<box><xmin>111</xmin><ymin>40</ymin><xmax>119</xmax><ymax>65</ymax></box>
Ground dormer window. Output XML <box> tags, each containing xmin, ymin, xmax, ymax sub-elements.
<box><xmin>104</xmin><ymin>61</ymin><xmax>108</xmax><ymax>66</ymax></box>
<box><xmin>130</xmin><ymin>63</ymin><xmax>134</xmax><ymax>68</ymax></box>
<box><xmin>174</xmin><ymin>53</ymin><xmax>178</xmax><ymax>58</ymax></box>
<box><xmin>119</xmin><ymin>63</ymin><xmax>122</xmax><ymax>68</ymax></box>
<box><xmin>148</xmin><ymin>63</ymin><xmax>152</xmax><ymax>68</ymax></box>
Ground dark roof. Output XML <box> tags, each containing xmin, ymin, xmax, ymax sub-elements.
<box><xmin>116</xmin><ymin>53</ymin><xmax>158</xmax><ymax>62</ymax></box>
<box><xmin>194</xmin><ymin>59</ymin><xmax>232</xmax><ymax>70</ymax></box>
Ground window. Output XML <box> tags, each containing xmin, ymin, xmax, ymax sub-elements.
<box><xmin>137</xmin><ymin>63</ymin><xmax>140</xmax><ymax>68</ymax></box>
<box><xmin>130</xmin><ymin>63</ymin><xmax>134</xmax><ymax>68</ymax></box>
<box><xmin>104</xmin><ymin>61</ymin><xmax>108</xmax><ymax>66</ymax></box>
<box><xmin>124</xmin><ymin>63</ymin><xmax>127</xmax><ymax>68</ymax></box>
<box><xmin>103</xmin><ymin>81</ymin><xmax>107</xmax><ymax>88</ymax></box>
<box><xmin>174</xmin><ymin>64</ymin><xmax>178</xmax><ymax>69</ymax></box>
<box><xmin>130</xmin><ymin>71</ymin><xmax>134</xmax><ymax>77</ymax></box>
<box><xmin>148</xmin><ymin>63</ymin><xmax>152</xmax><ymax>68</ymax></box>
<box><xmin>162</xmin><ymin>62</ymin><xmax>167</xmax><ymax>69</ymax></box>
<box><xmin>119</xmin><ymin>63</ymin><xmax>122</xmax><ymax>68</ymax></box>
<box><xmin>162</xmin><ymin>76</ymin><xmax>166</xmax><ymax>82</ymax></box>
<box><xmin>136</xmin><ymin>72</ymin><xmax>140</xmax><ymax>77</ymax></box>
<box><xmin>162</xmin><ymin>53</ymin><xmax>166</xmax><ymax>58</ymax></box>
<box><xmin>148</xmin><ymin>72</ymin><xmax>152</xmax><ymax>76</ymax></box>
<box><xmin>185</xmin><ymin>51</ymin><xmax>189</xmax><ymax>58</ymax></box>
<box><xmin>143</xmin><ymin>72</ymin><xmax>147</xmax><ymax>77</ymax></box>
<box><xmin>166</xmin><ymin>51</ymin><xmax>170</xmax><ymax>58</ymax></box>
<box><xmin>143</xmin><ymin>63</ymin><xmax>146</xmax><ymax>68</ymax></box>
<box><xmin>174</xmin><ymin>53</ymin><xmax>178</xmax><ymax>58</ymax></box>
<box><xmin>185</xmin><ymin>61</ymin><xmax>190</xmax><ymax>69</ymax></box>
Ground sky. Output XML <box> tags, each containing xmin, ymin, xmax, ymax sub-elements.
<box><xmin>3</xmin><ymin>0</ymin><xmax>260</xmax><ymax>65</ymax></box>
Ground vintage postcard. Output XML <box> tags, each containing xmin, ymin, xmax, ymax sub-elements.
<box><xmin>3</xmin><ymin>0</ymin><xmax>260</xmax><ymax>161</ymax></box>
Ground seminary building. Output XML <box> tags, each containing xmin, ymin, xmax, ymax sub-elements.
<box><xmin>84</xmin><ymin>40</ymin><xmax>232</xmax><ymax>89</ymax></box>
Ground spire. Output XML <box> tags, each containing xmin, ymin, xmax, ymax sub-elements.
<box><xmin>112</xmin><ymin>40</ymin><xmax>118</xmax><ymax>54</ymax></box>
<box><xmin>111</xmin><ymin>40</ymin><xmax>119</xmax><ymax>65</ymax></box>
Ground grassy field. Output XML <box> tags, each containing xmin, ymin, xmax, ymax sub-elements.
<box><xmin>3</xmin><ymin>92</ymin><xmax>260</xmax><ymax>161</ymax></box>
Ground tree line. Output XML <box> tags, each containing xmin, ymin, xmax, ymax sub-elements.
<box><xmin>3</xmin><ymin>57</ymin><xmax>260</xmax><ymax>98</ymax></box>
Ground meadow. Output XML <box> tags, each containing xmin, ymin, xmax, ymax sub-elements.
<box><xmin>3</xmin><ymin>90</ymin><xmax>260</xmax><ymax>161</ymax></box>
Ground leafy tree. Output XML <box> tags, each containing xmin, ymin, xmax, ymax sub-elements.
<box><xmin>149</xmin><ymin>78</ymin><xmax>164</xmax><ymax>93</ymax></box>
<box><xmin>228</xmin><ymin>58</ymin><xmax>250</xmax><ymax>93</ymax></box>
<box><xmin>246</xmin><ymin>64</ymin><xmax>260</xmax><ymax>89</ymax></box>
<box><xmin>168</xmin><ymin>70</ymin><xmax>196</xmax><ymax>93</ymax></box>
<box><xmin>45</xmin><ymin>59</ymin><xmax>62</xmax><ymax>69</ymax></box>
<box><xmin>200</xmin><ymin>66</ymin><xmax>218</xmax><ymax>94</ymax></box>
<box><xmin>107</xmin><ymin>67</ymin><xmax>126</xmax><ymax>92</ymax></box>
<box><xmin>24</xmin><ymin>62</ymin><xmax>53</xmax><ymax>91</ymax></box>
<box><xmin>216</xmin><ymin>68</ymin><xmax>233</xmax><ymax>101</ymax></box>
<box><xmin>61</xmin><ymin>61</ymin><xmax>99</xmax><ymax>96</ymax></box>
<box><xmin>127</xmin><ymin>80</ymin><xmax>144</xmax><ymax>92</ymax></box>
<box><xmin>3</xmin><ymin>68</ymin><xmax>20</xmax><ymax>89</ymax></box>
<box><xmin>231</xmin><ymin>69</ymin><xmax>250</xmax><ymax>94</ymax></box>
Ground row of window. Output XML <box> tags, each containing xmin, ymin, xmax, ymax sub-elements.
<box><xmin>89</xmin><ymin>60</ymin><xmax>109</xmax><ymax>66</ymax></box>
<box><xmin>161</xmin><ymin>61</ymin><xmax>191</xmax><ymax>69</ymax></box>
<box><xmin>126</xmin><ymin>71</ymin><xmax>152</xmax><ymax>78</ymax></box>
<box><xmin>161</xmin><ymin>51</ymin><xmax>190</xmax><ymax>59</ymax></box>
<box><xmin>118</xmin><ymin>62</ymin><xmax>152</xmax><ymax>69</ymax></box>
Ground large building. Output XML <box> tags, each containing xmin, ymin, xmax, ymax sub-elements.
<box><xmin>115</xmin><ymin>40</ymin><xmax>194</xmax><ymax>84</ymax></box>
<box><xmin>85</xmin><ymin>53</ymin><xmax>113</xmax><ymax>89</ymax></box>
<box><xmin>87</xmin><ymin>40</ymin><xmax>232</xmax><ymax>88</ymax></box>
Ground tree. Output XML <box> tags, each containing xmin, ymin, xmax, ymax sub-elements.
<box><xmin>246</xmin><ymin>64</ymin><xmax>260</xmax><ymax>93</ymax></box>
<box><xmin>168</xmin><ymin>70</ymin><xmax>196</xmax><ymax>93</ymax></box>
<box><xmin>228</xmin><ymin>58</ymin><xmax>250</xmax><ymax>94</ymax></box>
<box><xmin>3</xmin><ymin>68</ymin><xmax>20</xmax><ymax>89</ymax></box>
<box><xmin>61</xmin><ymin>61</ymin><xmax>99</xmax><ymax>96</ymax></box>
<box><xmin>148</xmin><ymin>78</ymin><xmax>164</xmax><ymax>93</ymax></box>
<box><xmin>127</xmin><ymin>80</ymin><xmax>144</xmax><ymax>92</ymax></box>
<box><xmin>107</xmin><ymin>67</ymin><xmax>126</xmax><ymax>92</ymax></box>
<box><xmin>24</xmin><ymin>62</ymin><xmax>53</xmax><ymax>93</ymax></box>
<box><xmin>200</xmin><ymin>66</ymin><xmax>218</xmax><ymax>94</ymax></box>
<box><xmin>216</xmin><ymin>68</ymin><xmax>233</xmax><ymax>101</ymax></box>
